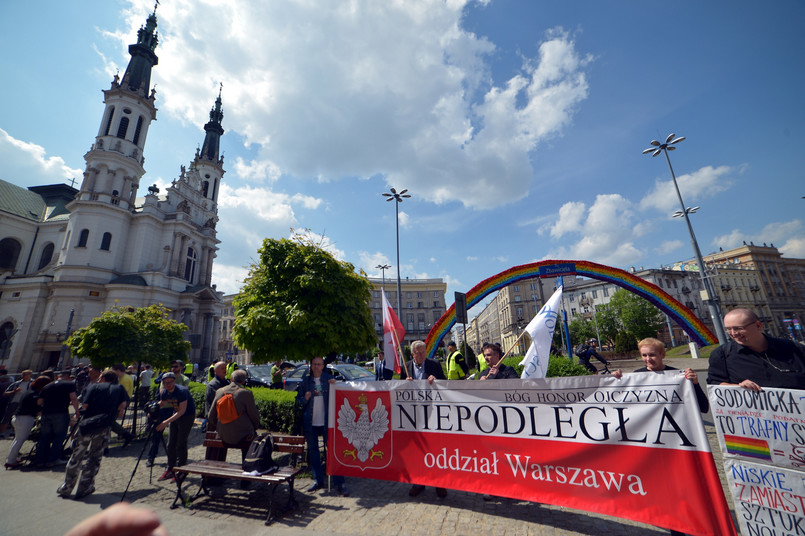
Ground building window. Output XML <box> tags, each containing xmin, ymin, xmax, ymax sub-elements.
<box><xmin>77</xmin><ymin>229</ymin><xmax>89</xmax><ymax>248</ymax></box>
<box><xmin>100</xmin><ymin>232</ymin><xmax>112</xmax><ymax>251</ymax></box>
<box><xmin>417</xmin><ymin>302</ymin><xmax>423</xmax><ymax>308</ymax></box>
<box><xmin>571</xmin><ymin>308</ymin><xmax>577</xmax><ymax>315</ymax></box>
<box><xmin>132</xmin><ymin>116</ymin><xmax>144</xmax><ymax>145</ymax></box>
<box><xmin>514</xmin><ymin>295</ymin><xmax>521</xmax><ymax>302</ymax></box>
<box><xmin>116</xmin><ymin>116</ymin><xmax>129</xmax><ymax>139</ymax></box>
<box><xmin>433</xmin><ymin>301</ymin><xmax>439</xmax><ymax>308</ymax></box>
<box><xmin>603</xmin><ymin>287</ymin><xmax>609</xmax><ymax>297</ymax></box>
<box><xmin>406</xmin><ymin>313</ymin><xmax>414</xmax><ymax>331</ymax></box>
<box><xmin>581</xmin><ymin>292</ymin><xmax>586</xmax><ymax>299</ymax></box>
<box><xmin>592</xmin><ymin>290</ymin><xmax>598</xmax><ymax>298</ymax></box>
<box><xmin>406</xmin><ymin>292</ymin><xmax>412</xmax><ymax>299</ymax></box>
<box><xmin>433</xmin><ymin>291</ymin><xmax>438</xmax><ymax>297</ymax></box>
<box><xmin>201</xmin><ymin>181</ymin><xmax>209</xmax><ymax>198</ymax></box>
<box><xmin>0</xmin><ymin>238</ymin><xmax>22</xmax><ymax>272</ymax></box>
<box><xmin>433</xmin><ymin>311</ymin><xmax>441</xmax><ymax>322</ymax></box>
<box><xmin>38</xmin><ymin>243</ymin><xmax>54</xmax><ymax>270</ymax></box>
<box><xmin>374</xmin><ymin>302</ymin><xmax>380</xmax><ymax>309</ymax></box>
<box><xmin>184</xmin><ymin>247</ymin><xmax>197</xmax><ymax>282</ymax></box>
<box><xmin>103</xmin><ymin>107</ymin><xmax>115</xmax><ymax>136</ymax></box>
<box><xmin>513</xmin><ymin>285</ymin><xmax>520</xmax><ymax>292</ymax></box>
<box><xmin>530</xmin><ymin>283</ymin><xmax>536</xmax><ymax>290</ymax></box>
<box><xmin>516</xmin><ymin>307</ymin><xmax>523</xmax><ymax>318</ymax></box>
<box><xmin>417</xmin><ymin>292</ymin><xmax>423</xmax><ymax>298</ymax></box>
<box><xmin>374</xmin><ymin>291</ymin><xmax>379</xmax><ymax>298</ymax></box>
<box><xmin>569</xmin><ymin>293</ymin><xmax>575</xmax><ymax>302</ymax></box>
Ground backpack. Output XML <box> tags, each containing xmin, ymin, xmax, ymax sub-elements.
<box><xmin>216</xmin><ymin>392</ymin><xmax>239</xmax><ymax>424</ymax></box>
<box><xmin>574</xmin><ymin>343</ymin><xmax>589</xmax><ymax>358</ymax></box>
<box><xmin>242</xmin><ymin>433</ymin><xmax>278</xmax><ymax>474</ymax></box>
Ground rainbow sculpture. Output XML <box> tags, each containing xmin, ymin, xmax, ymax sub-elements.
<box><xmin>425</xmin><ymin>260</ymin><xmax>717</xmax><ymax>359</ymax></box>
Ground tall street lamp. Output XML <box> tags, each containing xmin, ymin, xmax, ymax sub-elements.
<box><xmin>376</xmin><ymin>264</ymin><xmax>391</xmax><ymax>290</ymax></box>
<box><xmin>643</xmin><ymin>134</ymin><xmax>727</xmax><ymax>345</ymax></box>
<box><xmin>382</xmin><ymin>187</ymin><xmax>410</xmax><ymax>321</ymax></box>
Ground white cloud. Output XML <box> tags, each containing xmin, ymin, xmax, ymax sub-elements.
<box><xmin>290</xmin><ymin>229</ymin><xmax>346</xmax><ymax>261</ymax></box>
<box><xmin>118</xmin><ymin>2</ymin><xmax>590</xmax><ymax>209</ymax></box>
<box><xmin>211</xmin><ymin>263</ymin><xmax>249</xmax><ymax>295</ymax></box>
<box><xmin>544</xmin><ymin>194</ymin><xmax>643</xmax><ymax>266</ymax></box>
<box><xmin>358</xmin><ymin>251</ymin><xmax>394</xmax><ymax>276</ymax></box>
<box><xmin>232</xmin><ymin>157</ymin><xmax>282</xmax><ymax>183</ymax></box>
<box><xmin>398</xmin><ymin>211</ymin><xmax>411</xmax><ymax>229</ymax></box>
<box><xmin>639</xmin><ymin>165</ymin><xmax>736</xmax><ymax>214</ymax></box>
<box><xmin>712</xmin><ymin>220</ymin><xmax>803</xmax><ymax>251</ymax></box>
<box><xmin>218</xmin><ymin>183</ymin><xmax>322</xmax><ymax>223</ymax></box>
<box><xmin>0</xmin><ymin>128</ymin><xmax>82</xmax><ymax>187</ymax></box>
<box><xmin>780</xmin><ymin>235</ymin><xmax>805</xmax><ymax>258</ymax></box>
<box><xmin>466</xmin><ymin>255</ymin><xmax>479</xmax><ymax>262</ymax></box>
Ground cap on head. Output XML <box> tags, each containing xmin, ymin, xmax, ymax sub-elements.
<box><xmin>162</xmin><ymin>372</ymin><xmax>176</xmax><ymax>380</ymax></box>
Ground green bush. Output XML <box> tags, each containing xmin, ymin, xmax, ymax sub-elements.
<box><xmin>189</xmin><ymin>382</ymin><xmax>299</xmax><ymax>433</ymax></box>
<box><xmin>252</xmin><ymin>388</ymin><xmax>298</xmax><ymax>434</ymax></box>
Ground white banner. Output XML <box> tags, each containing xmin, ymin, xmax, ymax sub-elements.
<box><xmin>709</xmin><ymin>385</ymin><xmax>805</xmax><ymax>536</ymax></box>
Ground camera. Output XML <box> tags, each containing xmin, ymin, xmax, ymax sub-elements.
<box><xmin>145</xmin><ymin>400</ymin><xmax>161</xmax><ymax>421</ymax></box>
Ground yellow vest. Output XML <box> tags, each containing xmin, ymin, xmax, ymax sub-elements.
<box><xmin>446</xmin><ymin>351</ymin><xmax>465</xmax><ymax>380</ymax></box>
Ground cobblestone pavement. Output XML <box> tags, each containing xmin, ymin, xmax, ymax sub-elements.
<box><xmin>0</xmin><ymin>357</ymin><xmax>736</xmax><ymax>536</ymax></box>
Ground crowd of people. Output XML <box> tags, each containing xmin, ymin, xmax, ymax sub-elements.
<box><xmin>0</xmin><ymin>306</ymin><xmax>802</xmax><ymax>536</ymax></box>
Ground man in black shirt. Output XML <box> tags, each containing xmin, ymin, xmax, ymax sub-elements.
<box><xmin>707</xmin><ymin>308</ymin><xmax>805</xmax><ymax>391</ymax></box>
<box><xmin>36</xmin><ymin>370</ymin><xmax>79</xmax><ymax>467</ymax></box>
<box><xmin>58</xmin><ymin>370</ymin><xmax>127</xmax><ymax>499</ymax></box>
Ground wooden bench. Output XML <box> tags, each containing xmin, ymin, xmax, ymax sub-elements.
<box><xmin>170</xmin><ymin>432</ymin><xmax>305</xmax><ymax>525</ymax></box>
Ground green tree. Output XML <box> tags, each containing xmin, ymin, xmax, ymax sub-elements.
<box><xmin>594</xmin><ymin>305</ymin><xmax>621</xmax><ymax>347</ymax></box>
<box><xmin>233</xmin><ymin>237</ymin><xmax>376</xmax><ymax>362</ymax></box>
<box><xmin>568</xmin><ymin>315</ymin><xmax>596</xmax><ymax>346</ymax></box>
<box><xmin>607</xmin><ymin>289</ymin><xmax>664</xmax><ymax>340</ymax></box>
<box><xmin>67</xmin><ymin>304</ymin><xmax>190</xmax><ymax>369</ymax></box>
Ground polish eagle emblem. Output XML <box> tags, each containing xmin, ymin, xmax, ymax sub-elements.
<box><xmin>337</xmin><ymin>393</ymin><xmax>390</xmax><ymax>462</ymax></box>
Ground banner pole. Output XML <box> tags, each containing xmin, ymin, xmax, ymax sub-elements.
<box><xmin>501</xmin><ymin>329</ymin><xmax>529</xmax><ymax>360</ymax></box>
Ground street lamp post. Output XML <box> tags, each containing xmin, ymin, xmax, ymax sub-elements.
<box><xmin>643</xmin><ymin>134</ymin><xmax>727</xmax><ymax>345</ymax></box>
<box><xmin>376</xmin><ymin>264</ymin><xmax>391</xmax><ymax>291</ymax></box>
<box><xmin>382</xmin><ymin>188</ymin><xmax>411</xmax><ymax>322</ymax></box>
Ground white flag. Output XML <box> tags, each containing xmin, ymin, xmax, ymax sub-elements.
<box><xmin>519</xmin><ymin>285</ymin><xmax>563</xmax><ymax>379</ymax></box>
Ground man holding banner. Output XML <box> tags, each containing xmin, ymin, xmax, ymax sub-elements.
<box><xmin>707</xmin><ymin>308</ymin><xmax>805</xmax><ymax>391</ymax></box>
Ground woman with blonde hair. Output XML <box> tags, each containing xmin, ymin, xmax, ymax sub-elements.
<box><xmin>635</xmin><ymin>338</ymin><xmax>709</xmax><ymax>413</ymax></box>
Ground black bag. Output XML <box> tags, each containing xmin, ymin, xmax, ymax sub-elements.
<box><xmin>574</xmin><ymin>343</ymin><xmax>589</xmax><ymax>358</ymax></box>
<box><xmin>242</xmin><ymin>433</ymin><xmax>278</xmax><ymax>474</ymax></box>
<box><xmin>78</xmin><ymin>413</ymin><xmax>109</xmax><ymax>434</ymax></box>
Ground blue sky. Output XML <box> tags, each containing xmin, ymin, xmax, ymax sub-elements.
<box><xmin>1</xmin><ymin>0</ymin><xmax>803</xmax><ymax>311</ymax></box>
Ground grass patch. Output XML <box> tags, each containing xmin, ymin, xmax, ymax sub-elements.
<box><xmin>665</xmin><ymin>343</ymin><xmax>719</xmax><ymax>359</ymax></box>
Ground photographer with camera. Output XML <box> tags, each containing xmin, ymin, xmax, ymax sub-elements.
<box><xmin>155</xmin><ymin>372</ymin><xmax>195</xmax><ymax>482</ymax></box>
<box><xmin>57</xmin><ymin>370</ymin><xmax>127</xmax><ymax>499</ymax></box>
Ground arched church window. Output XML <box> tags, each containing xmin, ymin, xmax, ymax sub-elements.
<box><xmin>132</xmin><ymin>116</ymin><xmax>144</xmax><ymax>145</ymax></box>
<box><xmin>38</xmin><ymin>243</ymin><xmax>55</xmax><ymax>270</ymax></box>
<box><xmin>77</xmin><ymin>229</ymin><xmax>89</xmax><ymax>248</ymax></box>
<box><xmin>201</xmin><ymin>181</ymin><xmax>209</xmax><ymax>198</ymax></box>
<box><xmin>0</xmin><ymin>238</ymin><xmax>23</xmax><ymax>271</ymax></box>
<box><xmin>184</xmin><ymin>247</ymin><xmax>197</xmax><ymax>283</ymax></box>
<box><xmin>100</xmin><ymin>233</ymin><xmax>112</xmax><ymax>251</ymax></box>
<box><xmin>103</xmin><ymin>107</ymin><xmax>115</xmax><ymax>136</ymax></box>
<box><xmin>116</xmin><ymin>116</ymin><xmax>129</xmax><ymax>139</ymax></box>
<box><xmin>0</xmin><ymin>322</ymin><xmax>15</xmax><ymax>359</ymax></box>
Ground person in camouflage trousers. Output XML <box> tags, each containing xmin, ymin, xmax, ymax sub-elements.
<box><xmin>58</xmin><ymin>370</ymin><xmax>128</xmax><ymax>499</ymax></box>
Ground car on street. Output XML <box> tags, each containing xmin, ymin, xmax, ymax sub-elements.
<box><xmin>242</xmin><ymin>362</ymin><xmax>296</xmax><ymax>388</ymax></box>
<box><xmin>283</xmin><ymin>363</ymin><xmax>377</xmax><ymax>391</ymax></box>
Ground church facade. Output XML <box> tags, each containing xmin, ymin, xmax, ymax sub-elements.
<box><xmin>0</xmin><ymin>9</ymin><xmax>224</xmax><ymax>372</ymax></box>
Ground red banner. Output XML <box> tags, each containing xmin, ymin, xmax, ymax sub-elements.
<box><xmin>328</xmin><ymin>373</ymin><xmax>736</xmax><ymax>536</ymax></box>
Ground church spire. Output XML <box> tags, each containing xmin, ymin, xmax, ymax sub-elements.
<box><xmin>120</xmin><ymin>5</ymin><xmax>159</xmax><ymax>97</ymax></box>
<box><xmin>199</xmin><ymin>83</ymin><xmax>225</xmax><ymax>162</ymax></box>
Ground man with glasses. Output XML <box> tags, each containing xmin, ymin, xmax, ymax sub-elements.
<box><xmin>707</xmin><ymin>308</ymin><xmax>805</xmax><ymax>391</ymax></box>
<box><xmin>169</xmin><ymin>360</ymin><xmax>190</xmax><ymax>386</ymax></box>
<box><xmin>155</xmin><ymin>371</ymin><xmax>195</xmax><ymax>482</ymax></box>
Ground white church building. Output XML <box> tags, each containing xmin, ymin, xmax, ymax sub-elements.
<box><xmin>0</xmin><ymin>9</ymin><xmax>223</xmax><ymax>372</ymax></box>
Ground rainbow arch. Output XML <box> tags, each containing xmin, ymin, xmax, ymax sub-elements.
<box><xmin>425</xmin><ymin>260</ymin><xmax>716</xmax><ymax>359</ymax></box>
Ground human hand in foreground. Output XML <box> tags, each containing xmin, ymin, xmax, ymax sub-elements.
<box><xmin>64</xmin><ymin>502</ymin><xmax>169</xmax><ymax>536</ymax></box>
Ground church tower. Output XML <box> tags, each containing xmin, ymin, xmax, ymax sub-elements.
<box><xmin>56</xmin><ymin>8</ymin><xmax>159</xmax><ymax>279</ymax></box>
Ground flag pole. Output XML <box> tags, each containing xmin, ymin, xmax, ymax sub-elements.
<box><xmin>389</xmin><ymin>323</ymin><xmax>406</xmax><ymax>377</ymax></box>
<box><xmin>501</xmin><ymin>329</ymin><xmax>529</xmax><ymax>360</ymax></box>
